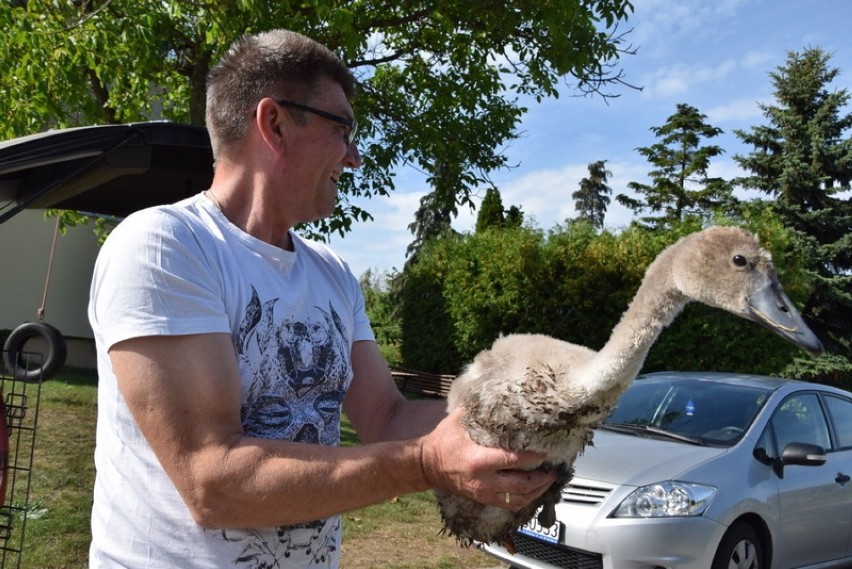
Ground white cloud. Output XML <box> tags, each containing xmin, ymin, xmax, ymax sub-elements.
<box><xmin>500</xmin><ymin>164</ymin><xmax>589</xmax><ymax>228</ymax></box>
<box><xmin>740</xmin><ymin>50</ymin><xmax>775</xmax><ymax>70</ymax></box>
<box><xmin>705</xmin><ymin>97</ymin><xmax>764</xmax><ymax>124</ymax></box>
<box><xmin>630</xmin><ymin>0</ymin><xmax>749</xmax><ymax>57</ymax></box>
<box><xmin>648</xmin><ymin>72</ymin><xmax>690</xmax><ymax>98</ymax></box>
<box><xmin>640</xmin><ymin>0</ymin><xmax>747</xmax><ymax>35</ymax></box>
<box><xmin>454</xmin><ymin>159</ymin><xmax>652</xmax><ymax>233</ymax></box>
<box><xmin>639</xmin><ymin>59</ymin><xmax>740</xmax><ymax>99</ymax></box>
<box><xmin>379</xmin><ymin>188</ymin><xmax>426</xmax><ymax>230</ymax></box>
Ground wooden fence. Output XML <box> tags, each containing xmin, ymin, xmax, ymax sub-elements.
<box><xmin>390</xmin><ymin>366</ymin><xmax>455</xmax><ymax>398</ymax></box>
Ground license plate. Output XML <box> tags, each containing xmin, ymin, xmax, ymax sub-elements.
<box><xmin>518</xmin><ymin>514</ymin><xmax>562</xmax><ymax>544</ymax></box>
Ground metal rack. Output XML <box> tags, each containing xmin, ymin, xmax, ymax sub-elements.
<box><xmin>0</xmin><ymin>351</ymin><xmax>43</xmax><ymax>569</ymax></box>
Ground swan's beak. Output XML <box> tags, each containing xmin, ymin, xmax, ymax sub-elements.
<box><xmin>746</xmin><ymin>278</ymin><xmax>824</xmax><ymax>356</ymax></box>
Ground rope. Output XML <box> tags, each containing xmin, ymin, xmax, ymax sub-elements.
<box><xmin>37</xmin><ymin>215</ymin><xmax>61</xmax><ymax>321</ymax></box>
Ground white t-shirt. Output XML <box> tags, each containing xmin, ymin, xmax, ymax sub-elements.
<box><xmin>88</xmin><ymin>193</ymin><xmax>375</xmax><ymax>568</ymax></box>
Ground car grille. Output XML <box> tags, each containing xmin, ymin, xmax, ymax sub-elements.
<box><xmin>513</xmin><ymin>534</ymin><xmax>603</xmax><ymax>569</ymax></box>
<box><xmin>561</xmin><ymin>479</ymin><xmax>614</xmax><ymax>505</ymax></box>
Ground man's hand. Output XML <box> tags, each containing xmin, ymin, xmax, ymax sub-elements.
<box><xmin>418</xmin><ymin>408</ymin><xmax>556</xmax><ymax>511</ymax></box>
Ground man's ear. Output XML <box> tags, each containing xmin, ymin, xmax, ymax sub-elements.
<box><xmin>255</xmin><ymin>98</ymin><xmax>287</xmax><ymax>152</ymax></box>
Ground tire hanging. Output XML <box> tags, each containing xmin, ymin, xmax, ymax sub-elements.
<box><xmin>2</xmin><ymin>322</ymin><xmax>67</xmax><ymax>382</ymax></box>
<box><xmin>2</xmin><ymin>217</ymin><xmax>67</xmax><ymax>381</ymax></box>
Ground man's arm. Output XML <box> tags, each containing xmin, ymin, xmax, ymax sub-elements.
<box><xmin>111</xmin><ymin>333</ymin><xmax>555</xmax><ymax>530</ymax></box>
<box><xmin>342</xmin><ymin>340</ymin><xmax>447</xmax><ymax>443</ymax></box>
<box><xmin>342</xmin><ymin>340</ymin><xmax>555</xmax><ymax>508</ymax></box>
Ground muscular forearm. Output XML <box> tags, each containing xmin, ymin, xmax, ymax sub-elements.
<box><xmin>183</xmin><ymin>434</ymin><xmax>431</xmax><ymax>528</ymax></box>
<box><xmin>375</xmin><ymin>398</ymin><xmax>448</xmax><ymax>441</ymax></box>
<box><xmin>180</xmin><ymin>403</ymin><xmax>555</xmax><ymax>530</ymax></box>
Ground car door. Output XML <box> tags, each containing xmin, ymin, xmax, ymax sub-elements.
<box><xmin>821</xmin><ymin>394</ymin><xmax>852</xmax><ymax>558</ymax></box>
<box><xmin>768</xmin><ymin>393</ymin><xmax>849</xmax><ymax>567</ymax></box>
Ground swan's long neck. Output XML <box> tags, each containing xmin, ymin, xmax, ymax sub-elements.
<box><xmin>576</xmin><ymin>247</ymin><xmax>688</xmax><ymax>399</ymax></box>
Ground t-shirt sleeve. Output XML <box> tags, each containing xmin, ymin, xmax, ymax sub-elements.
<box><xmin>89</xmin><ymin>208</ymin><xmax>231</xmax><ymax>350</ymax></box>
<box><xmin>350</xmin><ymin>274</ymin><xmax>375</xmax><ymax>343</ymax></box>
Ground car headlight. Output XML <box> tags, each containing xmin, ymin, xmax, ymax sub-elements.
<box><xmin>612</xmin><ymin>481</ymin><xmax>717</xmax><ymax>518</ymax></box>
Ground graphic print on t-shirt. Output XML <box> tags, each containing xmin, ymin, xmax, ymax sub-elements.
<box><xmin>216</xmin><ymin>285</ymin><xmax>351</xmax><ymax>567</ymax></box>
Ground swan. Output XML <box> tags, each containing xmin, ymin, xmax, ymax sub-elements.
<box><xmin>437</xmin><ymin>226</ymin><xmax>824</xmax><ymax>550</ymax></box>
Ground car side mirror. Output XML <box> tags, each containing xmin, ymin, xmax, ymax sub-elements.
<box><xmin>771</xmin><ymin>442</ymin><xmax>826</xmax><ymax>478</ymax></box>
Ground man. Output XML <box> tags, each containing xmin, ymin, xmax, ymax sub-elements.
<box><xmin>88</xmin><ymin>29</ymin><xmax>554</xmax><ymax>568</ymax></box>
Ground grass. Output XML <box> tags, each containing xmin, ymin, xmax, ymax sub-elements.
<box><xmin>6</xmin><ymin>367</ymin><xmax>497</xmax><ymax>569</ymax></box>
<box><xmin>17</xmin><ymin>368</ymin><xmax>96</xmax><ymax>569</ymax></box>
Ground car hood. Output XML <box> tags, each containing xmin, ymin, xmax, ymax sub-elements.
<box><xmin>0</xmin><ymin>122</ymin><xmax>213</xmax><ymax>224</ymax></box>
<box><xmin>573</xmin><ymin>429</ymin><xmax>729</xmax><ymax>486</ymax></box>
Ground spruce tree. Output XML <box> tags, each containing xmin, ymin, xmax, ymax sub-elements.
<box><xmin>735</xmin><ymin>48</ymin><xmax>852</xmax><ymax>382</ymax></box>
<box><xmin>406</xmin><ymin>191</ymin><xmax>456</xmax><ymax>260</ymax></box>
<box><xmin>476</xmin><ymin>187</ymin><xmax>506</xmax><ymax>232</ymax></box>
<box><xmin>573</xmin><ymin>160</ymin><xmax>612</xmax><ymax>229</ymax></box>
<box><xmin>475</xmin><ymin>188</ymin><xmax>524</xmax><ymax>232</ymax></box>
<box><xmin>617</xmin><ymin>103</ymin><xmax>734</xmax><ymax>228</ymax></box>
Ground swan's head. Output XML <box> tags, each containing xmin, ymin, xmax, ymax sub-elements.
<box><xmin>671</xmin><ymin>226</ymin><xmax>823</xmax><ymax>356</ymax></box>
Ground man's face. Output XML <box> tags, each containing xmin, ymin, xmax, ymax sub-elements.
<box><xmin>282</xmin><ymin>77</ymin><xmax>361</xmax><ymax>224</ymax></box>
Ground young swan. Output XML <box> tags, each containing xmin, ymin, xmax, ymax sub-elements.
<box><xmin>437</xmin><ymin>226</ymin><xmax>823</xmax><ymax>550</ymax></box>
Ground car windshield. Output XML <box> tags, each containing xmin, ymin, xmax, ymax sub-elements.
<box><xmin>600</xmin><ymin>377</ymin><xmax>771</xmax><ymax>446</ymax></box>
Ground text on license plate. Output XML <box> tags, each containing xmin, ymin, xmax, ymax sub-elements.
<box><xmin>518</xmin><ymin>515</ymin><xmax>562</xmax><ymax>544</ymax></box>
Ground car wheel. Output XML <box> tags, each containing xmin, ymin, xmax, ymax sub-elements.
<box><xmin>2</xmin><ymin>322</ymin><xmax>67</xmax><ymax>381</ymax></box>
<box><xmin>711</xmin><ymin>521</ymin><xmax>764</xmax><ymax>569</ymax></box>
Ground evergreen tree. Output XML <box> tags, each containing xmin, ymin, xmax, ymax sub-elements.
<box><xmin>573</xmin><ymin>160</ymin><xmax>612</xmax><ymax>228</ymax></box>
<box><xmin>406</xmin><ymin>190</ymin><xmax>456</xmax><ymax>260</ymax></box>
<box><xmin>474</xmin><ymin>188</ymin><xmax>524</xmax><ymax>232</ymax></box>
<box><xmin>476</xmin><ymin>187</ymin><xmax>506</xmax><ymax>232</ymax></box>
<box><xmin>505</xmin><ymin>206</ymin><xmax>524</xmax><ymax>228</ymax></box>
<box><xmin>617</xmin><ymin>103</ymin><xmax>734</xmax><ymax>228</ymax></box>
<box><xmin>734</xmin><ymin>48</ymin><xmax>852</xmax><ymax>381</ymax></box>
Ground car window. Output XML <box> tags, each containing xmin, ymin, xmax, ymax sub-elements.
<box><xmin>824</xmin><ymin>395</ymin><xmax>852</xmax><ymax>450</ymax></box>
<box><xmin>770</xmin><ymin>393</ymin><xmax>832</xmax><ymax>452</ymax></box>
<box><xmin>604</xmin><ymin>379</ymin><xmax>768</xmax><ymax>444</ymax></box>
<box><xmin>755</xmin><ymin>428</ymin><xmax>775</xmax><ymax>461</ymax></box>
<box><xmin>605</xmin><ymin>382</ymin><xmax>669</xmax><ymax>425</ymax></box>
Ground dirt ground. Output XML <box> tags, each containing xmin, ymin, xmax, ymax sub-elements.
<box><xmin>340</xmin><ymin>517</ymin><xmax>505</xmax><ymax>569</ymax></box>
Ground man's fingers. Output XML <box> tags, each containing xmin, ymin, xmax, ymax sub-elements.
<box><xmin>493</xmin><ymin>468</ymin><xmax>558</xmax><ymax>511</ymax></box>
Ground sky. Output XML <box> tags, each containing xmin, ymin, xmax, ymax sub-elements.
<box><xmin>328</xmin><ymin>0</ymin><xmax>852</xmax><ymax>278</ymax></box>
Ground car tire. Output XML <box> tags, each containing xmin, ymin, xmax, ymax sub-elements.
<box><xmin>2</xmin><ymin>322</ymin><xmax>67</xmax><ymax>381</ymax></box>
<box><xmin>711</xmin><ymin>521</ymin><xmax>764</xmax><ymax>569</ymax></box>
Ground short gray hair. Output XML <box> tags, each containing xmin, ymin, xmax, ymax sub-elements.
<box><xmin>205</xmin><ymin>29</ymin><xmax>355</xmax><ymax>158</ymax></box>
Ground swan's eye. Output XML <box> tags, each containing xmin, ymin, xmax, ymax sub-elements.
<box><xmin>732</xmin><ymin>254</ymin><xmax>748</xmax><ymax>267</ymax></box>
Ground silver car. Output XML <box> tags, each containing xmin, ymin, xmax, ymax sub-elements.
<box><xmin>481</xmin><ymin>371</ymin><xmax>852</xmax><ymax>569</ymax></box>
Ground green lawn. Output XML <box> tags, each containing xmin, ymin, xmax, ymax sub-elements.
<box><xmin>7</xmin><ymin>368</ymin><xmax>494</xmax><ymax>569</ymax></box>
<box><xmin>14</xmin><ymin>368</ymin><xmax>96</xmax><ymax>569</ymax></box>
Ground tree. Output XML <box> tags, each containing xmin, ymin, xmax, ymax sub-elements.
<box><xmin>734</xmin><ymin>48</ymin><xmax>852</xmax><ymax>382</ymax></box>
<box><xmin>573</xmin><ymin>159</ymin><xmax>612</xmax><ymax>228</ymax></box>
<box><xmin>617</xmin><ymin>103</ymin><xmax>734</xmax><ymax>228</ymax></box>
<box><xmin>505</xmin><ymin>205</ymin><xmax>524</xmax><ymax>228</ymax></box>
<box><xmin>359</xmin><ymin>268</ymin><xmax>402</xmax><ymax>364</ymax></box>
<box><xmin>405</xmin><ymin>190</ymin><xmax>456</xmax><ymax>260</ymax></box>
<box><xmin>1</xmin><ymin>0</ymin><xmax>636</xmax><ymax>237</ymax></box>
<box><xmin>475</xmin><ymin>187</ymin><xmax>506</xmax><ymax>232</ymax></box>
<box><xmin>474</xmin><ymin>187</ymin><xmax>524</xmax><ymax>232</ymax></box>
